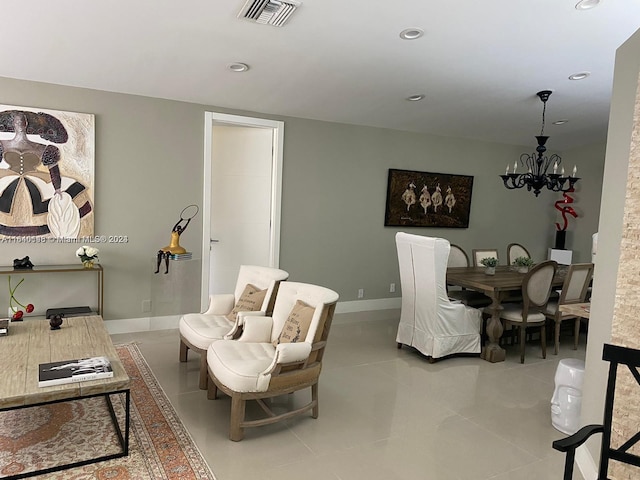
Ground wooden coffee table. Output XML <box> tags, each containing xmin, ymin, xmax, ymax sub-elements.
<box><xmin>0</xmin><ymin>315</ymin><xmax>131</xmax><ymax>479</ymax></box>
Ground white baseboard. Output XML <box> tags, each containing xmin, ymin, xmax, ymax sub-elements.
<box><xmin>104</xmin><ymin>315</ymin><xmax>180</xmax><ymax>335</ymax></box>
<box><xmin>104</xmin><ymin>298</ymin><xmax>401</xmax><ymax>334</ymax></box>
<box><xmin>576</xmin><ymin>444</ymin><xmax>598</xmax><ymax>480</ymax></box>
<box><xmin>335</xmin><ymin>297</ymin><xmax>401</xmax><ymax>314</ymax></box>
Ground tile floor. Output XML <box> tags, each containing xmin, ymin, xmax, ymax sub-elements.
<box><xmin>111</xmin><ymin>309</ymin><xmax>586</xmax><ymax>480</ymax></box>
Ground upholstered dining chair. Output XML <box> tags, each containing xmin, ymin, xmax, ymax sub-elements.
<box><xmin>498</xmin><ymin>260</ymin><xmax>558</xmax><ymax>363</ymax></box>
<box><xmin>507</xmin><ymin>243</ymin><xmax>531</xmax><ymax>265</ymax></box>
<box><xmin>396</xmin><ymin>233</ymin><xmax>482</xmax><ymax>361</ymax></box>
<box><xmin>448</xmin><ymin>244</ymin><xmax>470</xmax><ymax>268</ymax></box>
<box><xmin>179</xmin><ymin>265</ymin><xmax>289</xmax><ymax>390</ymax></box>
<box><xmin>206</xmin><ymin>281</ymin><xmax>339</xmax><ymax>441</ymax></box>
<box><xmin>543</xmin><ymin>263</ymin><xmax>594</xmax><ymax>354</ymax></box>
<box><xmin>447</xmin><ymin>244</ymin><xmax>491</xmax><ymax>307</ymax></box>
<box><xmin>472</xmin><ymin>249</ymin><xmax>499</xmax><ymax>267</ymax></box>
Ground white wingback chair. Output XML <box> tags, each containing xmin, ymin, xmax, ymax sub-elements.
<box><xmin>179</xmin><ymin>265</ymin><xmax>289</xmax><ymax>389</ymax></box>
<box><xmin>207</xmin><ymin>281</ymin><xmax>339</xmax><ymax>441</ymax></box>
<box><xmin>395</xmin><ymin>233</ymin><xmax>482</xmax><ymax>361</ymax></box>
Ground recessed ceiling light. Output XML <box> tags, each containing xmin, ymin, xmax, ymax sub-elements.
<box><xmin>228</xmin><ymin>62</ymin><xmax>249</xmax><ymax>72</ymax></box>
<box><xmin>399</xmin><ymin>28</ymin><xmax>424</xmax><ymax>40</ymax></box>
<box><xmin>406</xmin><ymin>94</ymin><xmax>425</xmax><ymax>101</ymax></box>
<box><xmin>553</xmin><ymin>120</ymin><xmax>569</xmax><ymax>125</ymax></box>
<box><xmin>575</xmin><ymin>0</ymin><xmax>600</xmax><ymax>10</ymax></box>
<box><xmin>568</xmin><ymin>72</ymin><xmax>590</xmax><ymax>80</ymax></box>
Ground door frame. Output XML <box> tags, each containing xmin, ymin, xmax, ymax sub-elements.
<box><xmin>201</xmin><ymin>112</ymin><xmax>284</xmax><ymax>311</ymax></box>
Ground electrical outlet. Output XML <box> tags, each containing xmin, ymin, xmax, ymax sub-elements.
<box><xmin>142</xmin><ymin>299</ymin><xmax>152</xmax><ymax>313</ymax></box>
<box><xmin>357</xmin><ymin>288</ymin><xmax>364</xmax><ymax>299</ymax></box>
<box><xmin>390</xmin><ymin>283</ymin><xmax>396</xmax><ymax>293</ymax></box>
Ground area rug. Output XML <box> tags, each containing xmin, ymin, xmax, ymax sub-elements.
<box><xmin>0</xmin><ymin>343</ymin><xmax>215</xmax><ymax>479</ymax></box>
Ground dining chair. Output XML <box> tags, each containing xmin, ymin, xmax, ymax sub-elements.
<box><xmin>396</xmin><ymin>233</ymin><xmax>482</xmax><ymax>361</ymax></box>
<box><xmin>472</xmin><ymin>249</ymin><xmax>499</xmax><ymax>267</ymax></box>
<box><xmin>543</xmin><ymin>263</ymin><xmax>594</xmax><ymax>354</ymax></box>
<box><xmin>206</xmin><ymin>281</ymin><xmax>339</xmax><ymax>441</ymax></box>
<box><xmin>447</xmin><ymin>244</ymin><xmax>491</xmax><ymax>307</ymax></box>
<box><xmin>507</xmin><ymin>243</ymin><xmax>531</xmax><ymax>265</ymax></box>
<box><xmin>498</xmin><ymin>260</ymin><xmax>558</xmax><ymax>363</ymax></box>
<box><xmin>179</xmin><ymin>265</ymin><xmax>289</xmax><ymax>389</ymax></box>
<box><xmin>448</xmin><ymin>244</ymin><xmax>470</xmax><ymax>268</ymax></box>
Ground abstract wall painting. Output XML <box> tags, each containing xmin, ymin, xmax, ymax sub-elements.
<box><xmin>384</xmin><ymin>168</ymin><xmax>474</xmax><ymax>228</ymax></box>
<box><xmin>0</xmin><ymin>105</ymin><xmax>95</xmax><ymax>238</ymax></box>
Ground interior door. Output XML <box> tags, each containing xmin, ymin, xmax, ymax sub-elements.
<box><xmin>201</xmin><ymin>113</ymin><xmax>283</xmax><ymax>309</ymax></box>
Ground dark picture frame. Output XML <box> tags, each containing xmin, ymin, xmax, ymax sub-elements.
<box><xmin>384</xmin><ymin>168</ymin><xmax>474</xmax><ymax>228</ymax></box>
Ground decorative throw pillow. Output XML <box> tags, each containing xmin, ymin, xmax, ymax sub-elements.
<box><xmin>275</xmin><ymin>300</ymin><xmax>315</xmax><ymax>345</ymax></box>
<box><xmin>225</xmin><ymin>284</ymin><xmax>267</xmax><ymax>322</ymax></box>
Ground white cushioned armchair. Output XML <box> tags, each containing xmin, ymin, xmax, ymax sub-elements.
<box><xmin>179</xmin><ymin>265</ymin><xmax>289</xmax><ymax>389</ymax></box>
<box><xmin>206</xmin><ymin>281</ymin><xmax>339</xmax><ymax>441</ymax></box>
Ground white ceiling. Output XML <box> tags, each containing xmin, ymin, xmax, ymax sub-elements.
<box><xmin>3</xmin><ymin>0</ymin><xmax>640</xmax><ymax>151</ymax></box>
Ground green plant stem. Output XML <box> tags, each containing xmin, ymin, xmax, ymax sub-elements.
<box><xmin>8</xmin><ymin>276</ymin><xmax>26</xmax><ymax>310</ymax></box>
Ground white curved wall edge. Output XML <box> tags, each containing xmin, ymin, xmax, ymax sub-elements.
<box><xmin>576</xmin><ymin>444</ymin><xmax>598</xmax><ymax>480</ymax></box>
<box><xmin>103</xmin><ymin>298</ymin><xmax>403</xmax><ymax>334</ymax></box>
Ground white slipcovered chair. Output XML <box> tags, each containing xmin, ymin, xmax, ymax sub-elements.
<box><xmin>179</xmin><ymin>265</ymin><xmax>289</xmax><ymax>389</ymax></box>
<box><xmin>395</xmin><ymin>232</ymin><xmax>482</xmax><ymax>361</ymax></box>
<box><xmin>207</xmin><ymin>281</ymin><xmax>339</xmax><ymax>441</ymax></box>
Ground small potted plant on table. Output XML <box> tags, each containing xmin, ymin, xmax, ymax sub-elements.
<box><xmin>480</xmin><ymin>257</ymin><xmax>498</xmax><ymax>275</ymax></box>
<box><xmin>513</xmin><ymin>256</ymin><xmax>534</xmax><ymax>273</ymax></box>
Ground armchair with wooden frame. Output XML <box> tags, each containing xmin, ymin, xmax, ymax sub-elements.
<box><xmin>206</xmin><ymin>281</ymin><xmax>339</xmax><ymax>441</ymax></box>
<box><xmin>179</xmin><ymin>265</ymin><xmax>289</xmax><ymax>389</ymax></box>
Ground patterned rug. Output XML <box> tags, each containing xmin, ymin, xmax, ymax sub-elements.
<box><xmin>0</xmin><ymin>343</ymin><xmax>215</xmax><ymax>479</ymax></box>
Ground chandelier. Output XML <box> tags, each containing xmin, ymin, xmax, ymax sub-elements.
<box><xmin>500</xmin><ymin>90</ymin><xmax>579</xmax><ymax>197</ymax></box>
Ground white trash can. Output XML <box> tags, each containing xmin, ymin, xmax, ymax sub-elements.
<box><xmin>551</xmin><ymin>358</ymin><xmax>586</xmax><ymax>435</ymax></box>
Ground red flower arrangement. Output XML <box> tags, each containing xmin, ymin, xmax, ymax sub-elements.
<box><xmin>8</xmin><ymin>276</ymin><xmax>34</xmax><ymax>321</ymax></box>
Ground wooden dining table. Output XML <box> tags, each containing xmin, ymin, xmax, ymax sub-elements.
<box><xmin>447</xmin><ymin>265</ymin><xmax>566</xmax><ymax>363</ymax></box>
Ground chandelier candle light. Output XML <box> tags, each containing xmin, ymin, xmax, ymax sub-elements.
<box><xmin>500</xmin><ymin>90</ymin><xmax>580</xmax><ymax>197</ymax></box>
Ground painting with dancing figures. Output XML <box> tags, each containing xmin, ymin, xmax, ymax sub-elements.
<box><xmin>0</xmin><ymin>104</ymin><xmax>95</xmax><ymax>239</ymax></box>
<box><xmin>384</xmin><ymin>168</ymin><xmax>474</xmax><ymax>228</ymax></box>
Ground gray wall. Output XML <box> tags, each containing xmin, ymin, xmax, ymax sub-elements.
<box><xmin>0</xmin><ymin>76</ymin><xmax>604</xmax><ymax>321</ymax></box>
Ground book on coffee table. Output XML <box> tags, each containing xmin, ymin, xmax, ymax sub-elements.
<box><xmin>38</xmin><ymin>356</ymin><xmax>113</xmax><ymax>387</ymax></box>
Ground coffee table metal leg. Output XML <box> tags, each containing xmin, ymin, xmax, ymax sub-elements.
<box><xmin>2</xmin><ymin>389</ymin><xmax>131</xmax><ymax>480</ymax></box>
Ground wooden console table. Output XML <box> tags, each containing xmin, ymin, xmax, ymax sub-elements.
<box><xmin>0</xmin><ymin>264</ymin><xmax>103</xmax><ymax>316</ymax></box>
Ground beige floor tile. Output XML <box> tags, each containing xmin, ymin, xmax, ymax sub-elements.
<box><xmin>112</xmin><ymin>312</ymin><xmax>588</xmax><ymax>480</ymax></box>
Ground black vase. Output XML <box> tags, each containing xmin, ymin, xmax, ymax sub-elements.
<box><xmin>555</xmin><ymin>230</ymin><xmax>567</xmax><ymax>250</ymax></box>
<box><xmin>49</xmin><ymin>314</ymin><xmax>64</xmax><ymax>330</ymax></box>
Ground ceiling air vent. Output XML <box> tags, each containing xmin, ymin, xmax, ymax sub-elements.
<box><xmin>238</xmin><ymin>0</ymin><xmax>301</xmax><ymax>27</ymax></box>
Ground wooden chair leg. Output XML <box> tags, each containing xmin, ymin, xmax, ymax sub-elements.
<box><xmin>574</xmin><ymin>318</ymin><xmax>580</xmax><ymax>350</ymax></box>
<box><xmin>555</xmin><ymin>319</ymin><xmax>561</xmax><ymax>355</ymax></box>
<box><xmin>199</xmin><ymin>354</ymin><xmax>208</xmax><ymax>390</ymax></box>
<box><xmin>230</xmin><ymin>395</ymin><xmax>246</xmax><ymax>441</ymax></box>
<box><xmin>541</xmin><ymin>323</ymin><xmax>547</xmax><ymax>359</ymax></box>
<box><xmin>520</xmin><ymin>326</ymin><xmax>526</xmax><ymax>364</ymax></box>
<box><xmin>207</xmin><ymin>375</ymin><xmax>218</xmax><ymax>400</ymax></box>
<box><xmin>312</xmin><ymin>382</ymin><xmax>319</xmax><ymax>418</ymax></box>
<box><xmin>179</xmin><ymin>339</ymin><xmax>188</xmax><ymax>362</ymax></box>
